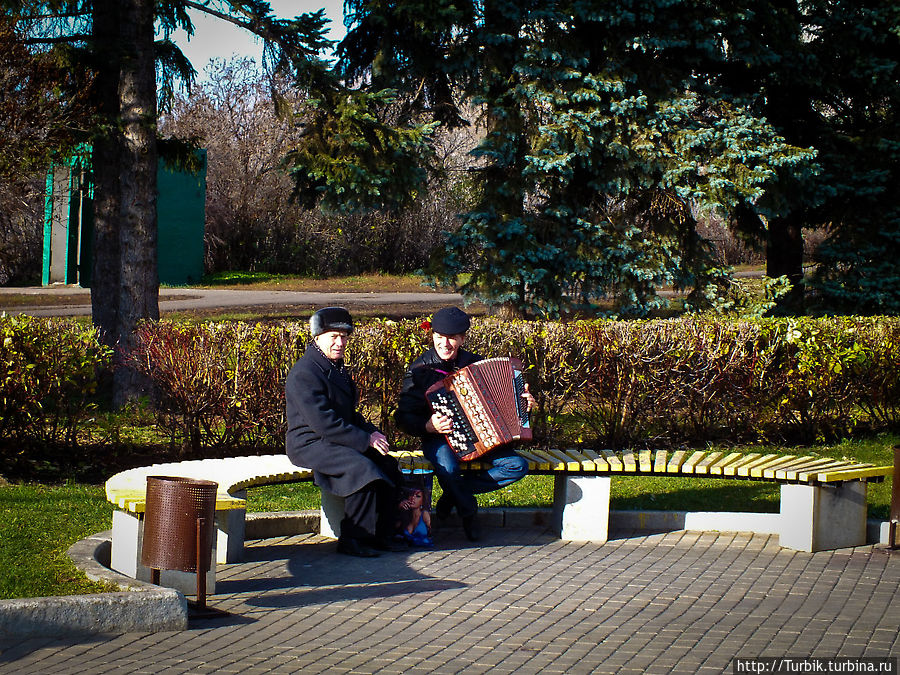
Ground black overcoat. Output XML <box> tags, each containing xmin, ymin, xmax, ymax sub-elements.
<box><xmin>285</xmin><ymin>342</ymin><xmax>394</xmax><ymax>496</ymax></box>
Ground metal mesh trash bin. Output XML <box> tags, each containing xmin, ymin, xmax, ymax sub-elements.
<box><xmin>141</xmin><ymin>476</ymin><xmax>217</xmax><ymax>607</ymax></box>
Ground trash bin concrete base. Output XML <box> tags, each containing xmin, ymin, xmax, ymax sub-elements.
<box><xmin>110</xmin><ymin>509</ymin><xmax>217</xmax><ymax>595</ymax></box>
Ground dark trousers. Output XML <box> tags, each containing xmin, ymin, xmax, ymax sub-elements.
<box><xmin>340</xmin><ymin>451</ymin><xmax>402</xmax><ymax>543</ymax></box>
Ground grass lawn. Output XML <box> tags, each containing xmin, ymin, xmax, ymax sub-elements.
<box><xmin>0</xmin><ymin>483</ymin><xmax>117</xmax><ymax>599</ymax></box>
<box><xmin>196</xmin><ymin>271</ymin><xmax>444</xmax><ymax>293</ymax></box>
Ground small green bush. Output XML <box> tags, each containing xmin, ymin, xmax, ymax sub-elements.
<box><xmin>0</xmin><ymin>316</ymin><xmax>110</xmax><ymax>460</ymax></box>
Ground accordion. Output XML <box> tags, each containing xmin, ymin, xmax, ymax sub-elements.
<box><xmin>425</xmin><ymin>357</ymin><xmax>532</xmax><ymax>461</ymax></box>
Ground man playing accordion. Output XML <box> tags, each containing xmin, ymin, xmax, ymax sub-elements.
<box><xmin>395</xmin><ymin>307</ymin><xmax>534</xmax><ymax>542</ymax></box>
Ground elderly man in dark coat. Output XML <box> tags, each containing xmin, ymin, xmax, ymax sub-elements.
<box><xmin>286</xmin><ymin>307</ymin><xmax>404</xmax><ymax>557</ymax></box>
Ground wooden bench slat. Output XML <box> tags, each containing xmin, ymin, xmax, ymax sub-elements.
<box><xmin>580</xmin><ymin>449</ymin><xmax>610</xmax><ymax>471</ymax></box>
<box><xmin>541</xmin><ymin>448</ymin><xmax>568</xmax><ymax>469</ymax></box>
<box><xmin>545</xmin><ymin>448</ymin><xmax>584</xmax><ymax>471</ymax></box>
<box><xmin>795</xmin><ymin>461</ymin><xmax>863</xmax><ymax>482</ymax></box>
<box><xmin>561</xmin><ymin>448</ymin><xmax>601</xmax><ymax>472</ymax></box>
<box><xmin>621</xmin><ymin>451</ymin><xmax>638</xmax><ymax>472</ymax></box>
<box><xmin>518</xmin><ymin>449</ymin><xmax>552</xmax><ymax>472</ymax></box>
<box><xmin>790</xmin><ymin>459</ymin><xmax>861</xmax><ymax>482</ymax></box>
<box><xmin>816</xmin><ymin>465</ymin><xmax>893</xmax><ymax>482</ymax></box>
<box><xmin>736</xmin><ymin>454</ymin><xmax>779</xmax><ymax>476</ymax></box>
<box><xmin>601</xmin><ymin>450</ymin><xmax>623</xmax><ymax>471</ymax></box>
<box><xmin>771</xmin><ymin>456</ymin><xmax>835</xmax><ymax>477</ymax></box>
<box><xmin>693</xmin><ymin>452</ymin><xmax>724</xmax><ymax>475</ymax></box>
<box><xmin>638</xmin><ymin>450</ymin><xmax>653</xmax><ymax>473</ymax></box>
<box><xmin>770</xmin><ymin>457</ymin><xmax>828</xmax><ymax>480</ymax></box>
<box><xmin>681</xmin><ymin>451</ymin><xmax>708</xmax><ymax>473</ymax></box>
<box><xmin>723</xmin><ymin>453</ymin><xmax>761</xmax><ymax>476</ymax></box>
<box><xmin>532</xmin><ymin>448</ymin><xmax>567</xmax><ymax>470</ymax></box>
<box><xmin>752</xmin><ymin>455</ymin><xmax>802</xmax><ymax>478</ymax></box>
<box><xmin>653</xmin><ymin>450</ymin><xmax>668</xmax><ymax>473</ymax></box>
<box><xmin>666</xmin><ymin>450</ymin><xmax>688</xmax><ymax>473</ymax></box>
<box><xmin>708</xmin><ymin>452</ymin><xmax>744</xmax><ymax>475</ymax></box>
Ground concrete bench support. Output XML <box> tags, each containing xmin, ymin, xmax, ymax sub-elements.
<box><xmin>779</xmin><ymin>480</ymin><xmax>868</xmax><ymax>552</ymax></box>
<box><xmin>553</xmin><ymin>474</ymin><xmax>611</xmax><ymax>543</ymax></box>
<box><xmin>552</xmin><ymin>474</ymin><xmax>871</xmax><ymax>553</ymax></box>
<box><xmin>110</xmin><ymin>510</ymin><xmax>217</xmax><ymax>596</ymax></box>
<box><xmin>319</xmin><ymin>491</ymin><xmax>345</xmax><ymax>539</ymax></box>
<box><xmin>219</xmin><ymin>491</ymin><xmax>247</xmax><ymax>563</ymax></box>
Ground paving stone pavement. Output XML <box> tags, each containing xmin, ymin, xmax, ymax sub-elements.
<box><xmin>1</xmin><ymin>526</ymin><xmax>898</xmax><ymax>674</ymax></box>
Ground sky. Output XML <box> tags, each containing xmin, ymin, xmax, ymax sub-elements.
<box><xmin>171</xmin><ymin>1</ymin><xmax>347</xmax><ymax>78</ymax></box>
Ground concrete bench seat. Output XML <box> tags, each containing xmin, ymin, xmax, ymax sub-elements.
<box><xmin>105</xmin><ymin>448</ymin><xmax>893</xmax><ymax>593</ymax></box>
<box><xmin>106</xmin><ymin>455</ymin><xmax>314</xmax><ymax>592</ymax></box>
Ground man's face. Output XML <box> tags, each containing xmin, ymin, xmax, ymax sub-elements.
<box><xmin>433</xmin><ymin>332</ymin><xmax>465</xmax><ymax>361</ymax></box>
<box><xmin>314</xmin><ymin>330</ymin><xmax>350</xmax><ymax>361</ymax></box>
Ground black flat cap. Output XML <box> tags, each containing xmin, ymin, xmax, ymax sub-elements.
<box><xmin>431</xmin><ymin>307</ymin><xmax>470</xmax><ymax>335</ymax></box>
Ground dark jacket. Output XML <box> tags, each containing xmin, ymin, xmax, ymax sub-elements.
<box><xmin>394</xmin><ymin>347</ymin><xmax>481</xmax><ymax>440</ymax></box>
<box><xmin>285</xmin><ymin>342</ymin><xmax>393</xmax><ymax>496</ymax></box>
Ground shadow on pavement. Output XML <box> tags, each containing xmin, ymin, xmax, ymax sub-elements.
<box><xmin>220</xmin><ymin>529</ymin><xmax>554</xmax><ymax>609</ymax></box>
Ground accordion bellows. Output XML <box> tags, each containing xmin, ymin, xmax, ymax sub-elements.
<box><xmin>425</xmin><ymin>357</ymin><xmax>532</xmax><ymax>461</ymax></box>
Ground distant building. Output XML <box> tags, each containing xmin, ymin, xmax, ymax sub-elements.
<box><xmin>43</xmin><ymin>148</ymin><xmax>206</xmax><ymax>287</ymax></box>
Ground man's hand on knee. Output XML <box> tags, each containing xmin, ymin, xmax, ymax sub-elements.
<box><xmin>369</xmin><ymin>431</ymin><xmax>390</xmax><ymax>454</ymax></box>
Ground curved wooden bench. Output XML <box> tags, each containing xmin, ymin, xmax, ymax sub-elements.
<box><xmin>508</xmin><ymin>448</ymin><xmax>893</xmax><ymax>553</ymax></box>
<box><xmin>106</xmin><ymin>448</ymin><xmax>893</xmax><ymax>591</ymax></box>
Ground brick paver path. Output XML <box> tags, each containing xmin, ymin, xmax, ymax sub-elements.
<box><xmin>1</xmin><ymin>528</ymin><xmax>898</xmax><ymax>674</ymax></box>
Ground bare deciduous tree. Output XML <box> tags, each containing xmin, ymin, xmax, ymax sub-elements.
<box><xmin>161</xmin><ymin>56</ymin><xmax>470</xmax><ymax>278</ymax></box>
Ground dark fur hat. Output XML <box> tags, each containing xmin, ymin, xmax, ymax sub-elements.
<box><xmin>310</xmin><ymin>307</ymin><xmax>353</xmax><ymax>337</ymax></box>
<box><xmin>431</xmin><ymin>306</ymin><xmax>470</xmax><ymax>335</ymax></box>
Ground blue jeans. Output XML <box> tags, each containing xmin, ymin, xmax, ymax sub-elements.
<box><xmin>422</xmin><ymin>437</ymin><xmax>529</xmax><ymax>518</ymax></box>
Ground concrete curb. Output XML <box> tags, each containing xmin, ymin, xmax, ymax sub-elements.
<box><xmin>0</xmin><ymin>531</ymin><xmax>187</xmax><ymax>639</ymax></box>
<box><xmin>1</xmin><ymin>509</ymin><xmax>892</xmax><ymax>639</ymax></box>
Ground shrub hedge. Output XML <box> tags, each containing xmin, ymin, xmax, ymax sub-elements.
<box><xmin>0</xmin><ymin>316</ymin><xmax>110</xmax><ymax>456</ymax></box>
<box><xmin>1</xmin><ymin>315</ymin><xmax>899</xmax><ymax>463</ymax></box>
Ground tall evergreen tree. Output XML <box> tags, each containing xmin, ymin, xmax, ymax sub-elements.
<box><xmin>339</xmin><ymin>0</ymin><xmax>815</xmax><ymax>317</ymax></box>
<box><xmin>710</xmin><ymin>0</ymin><xmax>900</xmax><ymax>314</ymax></box>
<box><xmin>4</xmin><ymin>0</ymin><xmax>332</xmax><ymax>402</ymax></box>
<box><xmin>338</xmin><ymin>0</ymin><xmax>900</xmax><ymax>317</ymax></box>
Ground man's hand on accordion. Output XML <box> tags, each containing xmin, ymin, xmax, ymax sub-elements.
<box><xmin>522</xmin><ymin>383</ymin><xmax>536</xmax><ymax>411</ymax></box>
<box><xmin>426</xmin><ymin>412</ymin><xmax>454</xmax><ymax>435</ymax></box>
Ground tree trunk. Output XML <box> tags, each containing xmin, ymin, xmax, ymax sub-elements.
<box><xmin>766</xmin><ymin>215</ymin><xmax>805</xmax><ymax>313</ymax></box>
<box><xmin>91</xmin><ymin>0</ymin><xmax>159</xmax><ymax>406</ymax></box>
<box><xmin>91</xmin><ymin>0</ymin><xmax>121</xmax><ymax>350</ymax></box>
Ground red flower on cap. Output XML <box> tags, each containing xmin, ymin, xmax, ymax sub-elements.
<box><xmin>420</xmin><ymin>320</ymin><xmax>432</xmax><ymax>332</ymax></box>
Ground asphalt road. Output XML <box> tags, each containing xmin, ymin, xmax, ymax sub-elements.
<box><xmin>0</xmin><ymin>286</ymin><xmax>465</xmax><ymax>317</ymax></box>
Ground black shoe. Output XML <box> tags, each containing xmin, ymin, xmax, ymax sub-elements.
<box><xmin>372</xmin><ymin>537</ymin><xmax>409</xmax><ymax>552</ymax></box>
<box><xmin>337</xmin><ymin>538</ymin><xmax>380</xmax><ymax>558</ymax></box>
<box><xmin>435</xmin><ymin>495</ymin><xmax>454</xmax><ymax>520</ymax></box>
<box><xmin>462</xmin><ymin>515</ymin><xmax>481</xmax><ymax>542</ymax></box>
